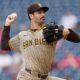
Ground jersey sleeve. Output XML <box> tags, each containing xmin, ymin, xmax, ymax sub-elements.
<box><xmin>9</xmin><ymin>34</ymin><xmax>21</xmax><ymax>53</ymax></box>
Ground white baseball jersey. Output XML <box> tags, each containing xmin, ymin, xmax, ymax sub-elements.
<box><xmin>9</xmin><ymin>26</ymin><xmax>61</xmax><ymax>80</ymax></box>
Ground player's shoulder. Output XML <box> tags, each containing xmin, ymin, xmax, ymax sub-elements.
<box><xmin>18</xmin><ymin>30</ymin><xmax>30</xmax><ymax>36</ymax></box>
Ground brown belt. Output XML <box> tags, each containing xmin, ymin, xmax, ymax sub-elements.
<box><xmin>25</xmin><ymin>68</ymin><xmax>48</xmax><ymax>79</ymax></box>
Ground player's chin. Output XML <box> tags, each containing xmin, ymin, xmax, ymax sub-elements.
<box><xmin>40</xmin><ymin>19</ymin><xmax>45</xmax><ymax>24</ymax></box>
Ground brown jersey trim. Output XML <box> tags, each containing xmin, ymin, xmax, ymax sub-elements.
<box><xmin>29</xmin><ymin>25</ymin><xmax>45</xmax><ymax>32</ymax></box>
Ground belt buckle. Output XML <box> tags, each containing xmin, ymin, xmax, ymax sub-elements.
<box><xmin>38</xmin><ymin>74</ymin><xmax>48</xmax><ymax>79</ymax></box>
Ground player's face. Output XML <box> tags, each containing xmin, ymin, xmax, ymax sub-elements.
<box><xmin>31</xmin><ymin>9</ymin><xmax>45</xmax><ymax>24</ymax></box>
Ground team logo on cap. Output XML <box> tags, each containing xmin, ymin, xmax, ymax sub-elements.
<box><xmin>38</xmin><ymin>3</ymin><xmax>42</xmax><ymax>7</ymax></box>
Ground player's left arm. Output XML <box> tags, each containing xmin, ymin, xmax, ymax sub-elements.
<box><xmin>63</xmin><ymin>28</ymin><xmax>80</xmax><ymax>43</ymax></box>
<box><xmin>43</xmin><ymin>23</ymin><xmax>80</xmax><ymax>43</ymax></box>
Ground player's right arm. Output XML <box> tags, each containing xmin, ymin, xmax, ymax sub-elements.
<box><xmin>1</xmin><ymin>13</ymin><xmax>20</xmax><ymax>52</ymax></box>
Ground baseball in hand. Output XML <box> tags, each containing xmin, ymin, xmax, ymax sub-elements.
<box><xmin>5</xmin><ymin>13</ymin><xmax>17</xmax><ymax>26</ymax></box>
<box><xmin>11</xmin><ymin>13</ymin><xmax>17</xmax><ymax>18</ymax></box>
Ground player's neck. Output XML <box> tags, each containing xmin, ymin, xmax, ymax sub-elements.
<box><xmin>30</xmin><ymin>21</ymin><xmax>43</xmax><ymax>30</ymax></box>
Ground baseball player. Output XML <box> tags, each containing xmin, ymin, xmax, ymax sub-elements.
<box><xmin>1</xmin><ymin>3</ymin><xmax>80</xmax><ymax>80</ymax></box>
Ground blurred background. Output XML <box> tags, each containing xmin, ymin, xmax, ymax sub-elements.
<box><xmin>0</xmin><ymin>0</ymin><xmax>80</xmax><ymax>80</ymax></box>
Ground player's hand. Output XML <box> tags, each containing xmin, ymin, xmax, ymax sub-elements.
<box><xmin>63</xmin><ymin>28</ymin><xmax>70</xmax><ymax>39</ymax></box>
<box><xmin>5</xmin><ymin>13</ymin><xmax>17</xmax><ymax>27</ymax></box>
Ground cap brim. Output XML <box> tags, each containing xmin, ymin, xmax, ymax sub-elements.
<box><xmin>40</xmin><ymin>7</ymin><xmax>49</xmax><ymax>12</ymax></box>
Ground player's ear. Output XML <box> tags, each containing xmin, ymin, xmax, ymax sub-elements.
<box><xmin>29</xmin><ymin>13</ymin><xmax>34</xmax><ymax>20</ymax></box>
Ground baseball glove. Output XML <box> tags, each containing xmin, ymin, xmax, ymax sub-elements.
<box><xmin>43</xmin><ymin>22</ymin><xmax>64</xmax><ymax>43</ymax></box>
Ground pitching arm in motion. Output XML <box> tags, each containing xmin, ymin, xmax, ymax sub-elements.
<box><xmin>1</xmin><ymin>13</ymin><xmax>17</xmax><ymax>50</ymax></box>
